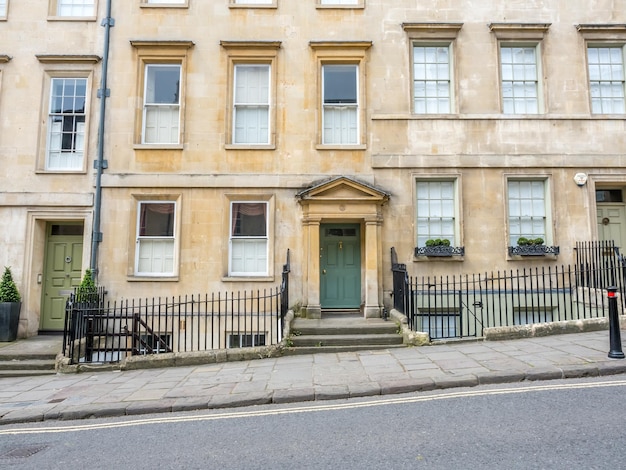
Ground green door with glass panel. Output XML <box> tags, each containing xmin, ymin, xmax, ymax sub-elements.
<box><xmin>41</xmin><ymin>223</ymin><xmax>84</xmax><ymax>331</ymax></box>
<box><xmin>320</xmin><ymin>224</ymin><xmax>361</xmax><ymax>309</ymax></box>
<box><xmin>596</xmin><ymin>189</ymin><xmax>626</xmax><ymax>250</ymax></box>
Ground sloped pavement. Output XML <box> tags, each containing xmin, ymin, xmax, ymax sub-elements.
<box><xmin>1</xmin><ymin>328</ymin><xmax>626</xmax><ymax>426</ymax></box>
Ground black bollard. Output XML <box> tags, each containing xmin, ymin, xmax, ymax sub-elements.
<box><xmin>607</xmin><ymin>287</ymin><xmax>625</xmax><ymax>359</ymax></box>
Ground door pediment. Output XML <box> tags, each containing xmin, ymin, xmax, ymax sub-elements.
<box><xmin>296</xmin><ymin>176</ymin><xmax>390</xmax><ymax>204</ymax></box>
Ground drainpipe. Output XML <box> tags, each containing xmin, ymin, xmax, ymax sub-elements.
<box><xmin>90</xmin><ymin>0</ymin><xmax>114</xmax><ymax>281</ymax></box>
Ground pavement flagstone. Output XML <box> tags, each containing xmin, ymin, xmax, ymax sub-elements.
<box><xmin>0</xmin><ymin>329</ymin><xmax>626</xmax><ymax>425</ymax></box>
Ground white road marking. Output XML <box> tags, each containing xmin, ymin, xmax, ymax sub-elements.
<box><xmin>1</xmin><ymin>379</ymin><xmax>625</xmax><ymax>435</ymax></box>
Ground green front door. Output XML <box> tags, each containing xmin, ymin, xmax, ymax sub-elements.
<box><xmin>320</xmin><ymin>224</ymin><xmax>361</xmax><ymax>309</ymax></box>
<box><xmin>597</xmin><ymin>204</ymin><xmax>626</xmax><ymax>249</ymax></box>
<box><xmin>41</xmin><ymin>223</ymin><xmax>84</xmax><ymax>331</ymax></box>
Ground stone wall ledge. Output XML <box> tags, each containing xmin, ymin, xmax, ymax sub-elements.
<box><xmin>483</xmin><ymin>316</ymin><xmax>626</xmax><ymax>341</ymax></box>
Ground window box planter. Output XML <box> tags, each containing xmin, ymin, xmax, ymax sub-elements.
<box><xmin>415</xmin><ymin>246</ymin><xmax>465</xmax><ymax>257</ymax></box>
<box><xmin>508</xmin><ymin>245</ymin><xmax>560</xmax><ymax>256</ymax></box>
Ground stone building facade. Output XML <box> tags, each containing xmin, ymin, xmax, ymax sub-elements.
<box><xmin>1</xmin><ymin>0</ymin><xmax>625</xmax><ymax>337</ymax></box>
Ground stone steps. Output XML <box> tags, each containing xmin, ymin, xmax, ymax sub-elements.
<box><xmin>291</xmin><ymin>333</ymin><xmax>403</xmax><ymax>347</ymax></box>
<box><xmin>0</xmin><ymin>336</ymin><xmax>61</xmax><ymax>377</ymax></box>
<box><xmin>287</xmin><ymin>313</ymin><xmax>404</xmax><ymax>354</ymax></box>
<box><xmin>0</xmin><ymin>359</ymin><xmax>57</xmax><ymax>377</ymax></box>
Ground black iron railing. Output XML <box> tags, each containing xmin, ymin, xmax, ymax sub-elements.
<box><xmin>575</xmin><ymin>240</ymin><xmax>624</xmax><ymax>290</ymax></box>
<box><xmin>64</xmin><ymin>251</ymin><xmax>290</xmax><ymax>365</ymax></box>
<box><xmin>391</xmin><ymin>243</ymin><xmax>626</xmax><ymax>340</ymax></box>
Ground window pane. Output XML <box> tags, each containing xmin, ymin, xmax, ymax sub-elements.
<box><xmin>136</xmin><ymin>202</ymin><xmax>176</xmax><ymax>275</ymax></box>
<box><xmin>508</xmin><ymin>180</ymin><xmax>547</xmax><ymax>244</ymax></box>
<box><xmin>413</xmin><ymin>44</ymin><xmax>451</xmax><ymax>114</ymax></box>
<box><xmin>230</xmin><ymin>202</ymin><xmax>268</xmax><ymax>275</ymax></box>
<box><xmin>235</xmin><ymin>65</ymin><xmax>269</xmax><ymax>104</ymax></box>
<box><xmin>146</xmin><ymin>65</ymin><xmax>180</xmax><ymax>104</ymax></box>
<box><xmin>588</xmin><ymin>46</ymin><xmax>626</xmax><ymax>114</ymax></box>
<box><xmin>143</xmin><ymin>65</ymin><xmax>181</xmax><ymax>144</ymax></box>
<box><xmin>57</xmin><ymin>0</ymin><xmax>94</xmax><ymax>16</ymax></box>
<box><xmin>233</xmin><ymin>65</ymin><xmax>270</xmax><ymax>144</ymax></box>
<box><xmin>144</xmin><ymin>106</ymin><xmax>179</xmax><ymax>144</ymax></box>
<box><xmin>231</xmin><ymin>203</ymin><xmax>267</xmax><ymax>236</ymax></box>
<box><xmin>47</xmin><ymin>78</ymin><xmax>87</xmax><ymax>170</ymax></box>
<box><xmin>139</xmin><ymin>203</ymin><xmax>175</xmax><ymax>237</ymax></box>
<box><xmin>416</xmin><ymin>181</ymin><xmax>456</xmax><ymax>246</ymax></box>
<box><xmin>323</xmin><ymin>106</ymin><xmax>358</xmax><ymax>144</ymax></box>
<box><xmin>230</xmin><ymin>239</ymin><xmax>267</xmax><ymax>274</ymax></box>
<box><xmin>138</xmin><ymin>240</ymin><xmax>175</xmax><ymax>274</ymax></box>
<box><xmin>323</xmin><ymin>65</ymin><xmax>357</xmax><ymax>104</ymax></box>
<box><xmin>501</xmin><ymin>46</ymin><xmax>538</xmax><ymax>114</ymax></box>
<box><xmin>234</xmin><ymin>106</ymin><xmax>269</xmax><ymax>144</ymax></box>
<box><xmin>320</xmin><ymin>0</ymin><xmax>358</xmax><ymax>5</ymax></box>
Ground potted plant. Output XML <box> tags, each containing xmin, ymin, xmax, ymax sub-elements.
<box><xmin>415</xmin><ymin>238</ymin><xmax>465</xmax><ymax>257</ymax></box>
<box><xmin>0</xmin><ymin>266</ymin><xmax>21</xmax><ymax>342</ymax></box>
<box><xmin>75</xmin><ymin>269</ymin><xmax>97</xmax><ymax>302</ymax></box>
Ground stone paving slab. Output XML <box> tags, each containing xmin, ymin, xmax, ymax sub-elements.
<box><xmin>0</xmin><ymin>330</ymin><xmax>625</xmax><ymax>426</ymax></box>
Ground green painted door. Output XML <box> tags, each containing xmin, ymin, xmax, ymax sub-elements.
<box><xmin>41</xmin><ymin>224</ymin><xmax>84</xmax><ymax>331</ymax></box>
<box><xmin>320</xmin><ymin>224</ymin><xmax>361</xmax><ymax>309</ymax></box>
<box><xmin>597</xmin><ymin>205</ymin><xmax>626</xmax><ymax>249</ymax></box>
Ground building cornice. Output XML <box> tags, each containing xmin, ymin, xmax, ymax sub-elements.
<box><xmin>489</xmin><ymin>23</ymin><xmax>551</xmax><ymax>40</ymax></box>
<box><xmin>220</xmin><ymin>40</ymin><xmax>282</xmax><ymax>50</ymax></box>
<box><xmin>576</xmin><ymin>24</ymin><xmax>626</xmax><ymax>40</ymax></box>
<box><xmin>309</xmin><ymin>41</ymin><xmax>372</xmax><ymax>50</ymax></box>
<box><xmin>130</xmin><ymin>40</ymin><xmax>195</xmax><ymax>50</ymax></box>
<box><xmin>576</xmin><ymin>24</ymin><xmax>626</xmax><ymax>33</ymax></box>
<box><xmin>36</xmin><ymin>55</ymin><xmax>101</xmax><ymax>64</ymax></box>
<box><xmin>402</xmin><ymin>23</ymin><xmax>463</xmax><ymax>39</ymax></box>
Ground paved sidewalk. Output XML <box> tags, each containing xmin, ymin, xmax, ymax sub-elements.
<box><xmin>1</xmin><ymin>330</ymin><xmax>626</xmax><ymax>426</ymax></box>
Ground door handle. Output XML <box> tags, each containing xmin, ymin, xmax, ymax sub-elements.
<box><xmin>322</xmin><ymin>269</ymin><xmax>327</xmax><ymax>274</ymax></box>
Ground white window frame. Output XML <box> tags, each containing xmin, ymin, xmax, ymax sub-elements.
<box><xmin>139</xmin><ymin>333</ymin><xmax>171</xmax><ymax>354</ymax></box>
<box><xmin>500</xmin><ymin>43</ymin><xmax>542</xmax><ymax>114</ymax></box>
<box><xmin>0</xmin><ymin>0</ymin><xmax>8</xmax><ymax>19</ymax></box>
<box><xmin>55</xmin><ymin>0</ymin><xmax>95</xmax><ymax>17</ymax></box>
<box><xmin>45</xmin><ymin>77</ymin><xmax>87</xmax><ymax>171</ymax></box>
<box><xmin>319</xmin><ymin>0</ymin><xmax>360</xmax><ymax>6</ymax></box>
<box><xmin>229</xmin><ymin>201</ymin><xmax>269</xmax><ymax>277</ymax></box>
<box><xmin>135</xmin><ymin>201</ymin><xmax>177</xmax><ymax>277</ymax></box>
<box><xmin>415</xmin><ymin>179</ymin><xmax>459</xmax><ymax>248</ymax></box>
<box><xmin>142</xmin><ymin>64</ymin><xmax>181</xmax><ymax>145</ymax></box>
<box><xmin>412</xmin><ymin>43</ymin><xmax>453</xmax><ymax>114</ymax></box>
<box><xmin>507</xmin><ymin>179</ymin><xmax>552</xmax><ymax>246</ymax></box>
<box><xmin>587</xmin><ymin>45</ymin><xmax>626</xmax><ymax>114</ymax></box>
<box><xmin>232</xmin><ymin>0</ymin><xmax>273</xmax><ymax>4</ymax></box>
<box><xmin>418</xmin><ymin>311</ymin><xmax>459</xmax><ymax>339</ymax></box>
<box><xmin>146</xmin><ymin>0</ymin><xmax>186</xmax><ymax>4</ymax></box>
<box><xmin>233</xmin><ymin>64</ymin><xmax>271</xmax><ymax>145</ymax></box>
<box><xmin>227</xmin><ymin>333</ymin><xmax>267</xmax><ymax>348</ymax></box>
<box><xmin>513</xmin><ymin>309</ymin><xmax>553</xmax><ymax>326</ymax></box>
<box><xmin>322</xmin><ymin>64</ymin><xmax>359</xmax><ymax>145</ymax></box>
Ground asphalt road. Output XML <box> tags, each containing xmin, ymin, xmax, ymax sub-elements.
<box><xmin>1</xmin><ymin>376</ymin><xmax>625</xmax><ymax>470</ymax></box>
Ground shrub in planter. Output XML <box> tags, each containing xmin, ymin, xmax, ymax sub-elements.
<box><xmin>517</xmin><ymin>237</ymin><xmax>544</xmax><ymax>246</ymax></box>
<box><xmin>425</xmin><ymin>238</ymin><xmax>451</xmax><ymax>247</ymax></box>
<box><xmin>75</xmin><ymin>269</ymin><xmax>97</xmax><ymax>302</ymax></box>
<box><xmin>0</xmin><ymin>266</ymin><xmax>21</xmax><ymax>342</ymax></box>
